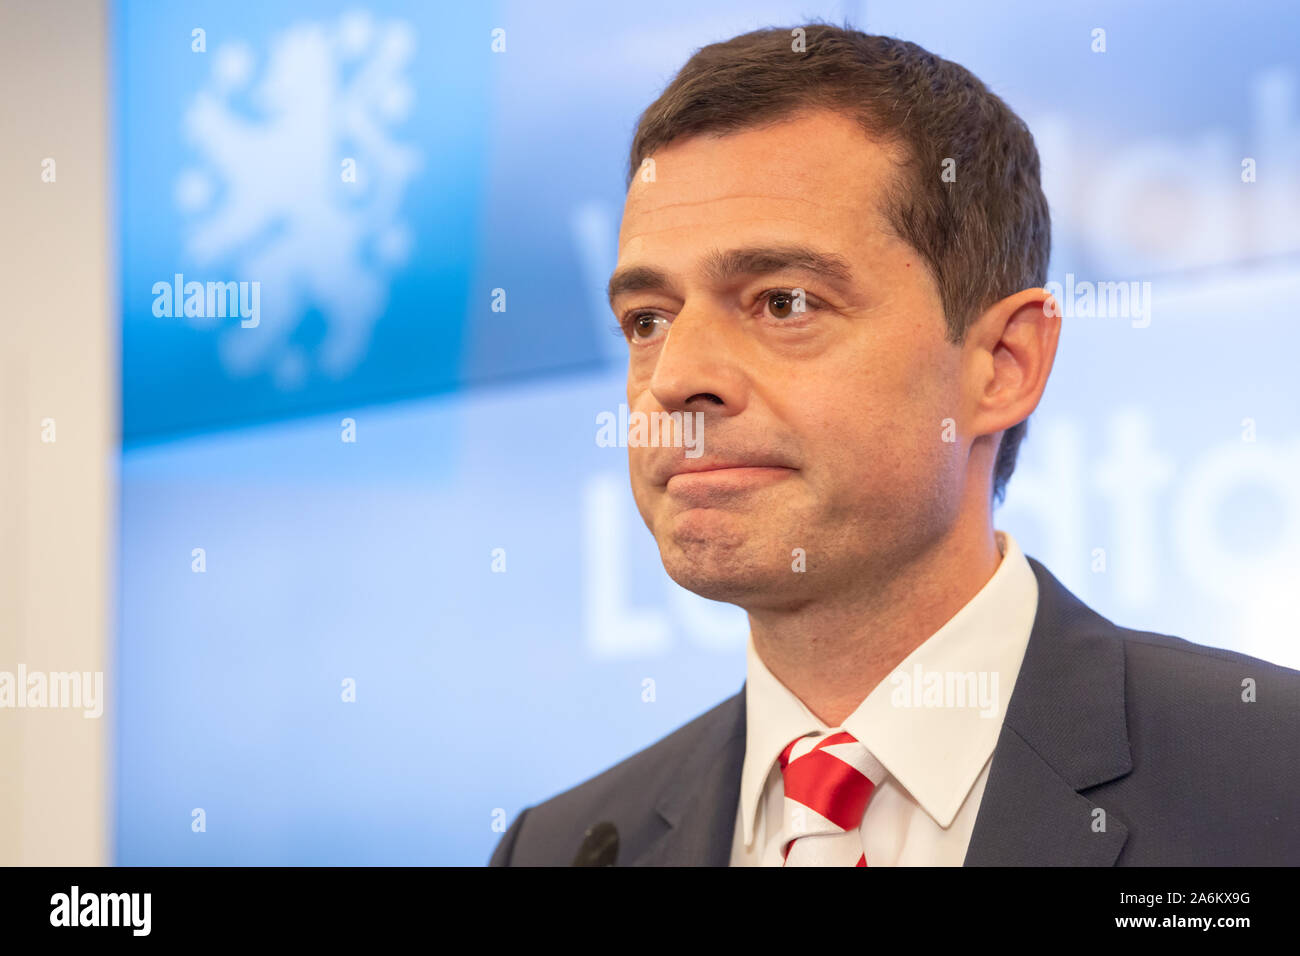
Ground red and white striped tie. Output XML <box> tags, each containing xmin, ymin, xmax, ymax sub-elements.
<box><xmin>779</xmin><ymin>730</ymin><xmax>886</xmax><ymax>866</ymax></box>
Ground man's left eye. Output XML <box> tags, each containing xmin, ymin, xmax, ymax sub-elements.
<box><xmin>762</xmin><ymin>289</ymin><xmax>812</xmax><ymax>319</ymax></box>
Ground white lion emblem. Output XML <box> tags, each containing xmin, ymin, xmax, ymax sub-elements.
<box><xmin>175</xmin><ymin>10</ymin><xmax>422</xmax><ymax>389</ymax></box>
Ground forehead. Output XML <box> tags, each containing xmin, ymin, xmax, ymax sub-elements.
<box><xmin>618</xmin><ymin>108</ymin><xmax>903</xmax><ymax>265</ymax></box>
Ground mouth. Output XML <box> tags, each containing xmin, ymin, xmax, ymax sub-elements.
<box><xmin>664</xmin><ymin>465</ymin><xmax>796</xmax><ymax>495</ymax></box>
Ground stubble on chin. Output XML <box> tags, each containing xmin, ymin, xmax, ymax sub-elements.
<box><xmin>652</xmin><ymin>507</ymin><xmax>787</xmax><ymax>603</ymax></box>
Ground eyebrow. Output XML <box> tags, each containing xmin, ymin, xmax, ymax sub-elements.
<box><xmin>606</xmin><ymin>244</ymin><xmax>855</xmax><ymax>308</ymax></box>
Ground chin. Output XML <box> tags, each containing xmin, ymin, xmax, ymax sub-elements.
<box><xmin>661</xmin><ymin>559</ymin><xmax>760</xmax><ymax>604</ymax></box>
<box><xmin>655</xmin><ymin>532</ymin><xmax>774</xmax><ymax>604</ymax></box>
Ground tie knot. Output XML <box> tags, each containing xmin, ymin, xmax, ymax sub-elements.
<box><xmin>779</xmin><ymin>731</ymin><xmax>886</xmax><ymax>835</ymax></box>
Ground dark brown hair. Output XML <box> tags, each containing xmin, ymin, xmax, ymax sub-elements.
<box><xmin>626</xmin><ymin>22</ymin><xmax>1050</xmax><ymax>506</ymax></box>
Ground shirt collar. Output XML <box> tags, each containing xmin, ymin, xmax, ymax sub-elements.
<box><xmin>739</xmin><ymin>530</ymin><xmax>1039</xmax><ymax>846</ymax></box>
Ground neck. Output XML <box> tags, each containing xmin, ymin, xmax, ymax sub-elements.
<box><xmin>747</xmin><ymin>510</ymin><xmax>1003</xmax><ymax>728</ymax></box>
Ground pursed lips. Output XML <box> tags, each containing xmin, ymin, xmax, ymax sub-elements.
<box><xmin>657</xmin><ymin>459</ymin><xmax>798</xmax><ymax>489</ymax></box>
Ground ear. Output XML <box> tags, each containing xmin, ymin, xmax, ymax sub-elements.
<box><xmin>964</xmin><ymin>287</ymin><xmax>1061</xmax><ymax>440</ymax></box>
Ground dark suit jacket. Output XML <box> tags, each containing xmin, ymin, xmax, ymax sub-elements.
<box><xmin>489</xmin><ymin>556</ymin><xmax>1300</xmax><ymax>865</ymax></box>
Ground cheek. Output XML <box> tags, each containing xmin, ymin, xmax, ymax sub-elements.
<box><xmin>864</xmin><ymin>340</ymin><xmax>958</xmax><ymax>456</ymax></box>
<box><xmin>797</xmin><ymin>375</ymin><xmax>948</xmax><ymax>505</ymax></box>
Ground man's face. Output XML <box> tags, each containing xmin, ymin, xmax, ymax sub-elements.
<box><xmin>610</xmin><ymin>108</ymin><xmax>969</xmax><ymax>610</ymax></box>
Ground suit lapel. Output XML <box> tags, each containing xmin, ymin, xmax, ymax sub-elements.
<box><xmin>964</xmin><ymin>557</ymin><xmax>1133</xmax><ymax>865</ymax></box>
<box><xmin>629</xmin><ymin>688</ymin><xmax>747</xmax><ymax>866</ymax></box>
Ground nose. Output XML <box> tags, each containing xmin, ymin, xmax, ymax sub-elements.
<box><xmin>647</xmin><ymin>307</ymin><xmax>749</xmax><ymax>418</ymax></box>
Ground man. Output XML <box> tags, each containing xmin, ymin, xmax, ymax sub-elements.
<box><xmin>490</xmin><ymin>24</ymin><xmax>1300</xmax><ymax>866</ymax></box>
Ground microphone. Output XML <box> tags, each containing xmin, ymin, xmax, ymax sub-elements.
<box><xmin>571</xmin><ymin>821</ymin><xmax>619</xmax><ymax>866</ymax></box>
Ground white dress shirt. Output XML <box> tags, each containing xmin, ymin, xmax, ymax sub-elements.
<box><xmin>730</xmin><ymin>530</ymin><xmax>1039</xmax><ymax>866</ymax></box>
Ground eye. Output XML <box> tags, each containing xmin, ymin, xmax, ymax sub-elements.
<box><xmin>759</xmin><ymin>288</ymin><xmax>817</xmax><ymax>321</ymax></box>
<box><xmin>624</xmin><ymin>312</ymin><xmax>669</xmax><ymax>345</ymax></box>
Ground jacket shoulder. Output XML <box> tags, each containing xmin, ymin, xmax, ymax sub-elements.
<box><xmin>1107</xmin><ymin>621</ymin><xmax>1300</xmax><ymax>762</ymax></box>
<box><xmin>1113</xmin><ymin>622</ymin><xmax>1300</xmax><ymax>694</ymax></box>
<box><xmin>489</xmin><ymin>689</ymin><xmax>743</xmax><ymax>866</ymax></box>
<box><xmin>1026</xmin><ymin>555</ymin><xmax>1300</xmax><ymax>694</ymax></box>
<box><xmin>1094</xmin><ymin>624</ymin><xmax>1300</xmax><ymax>863</ymax></box>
